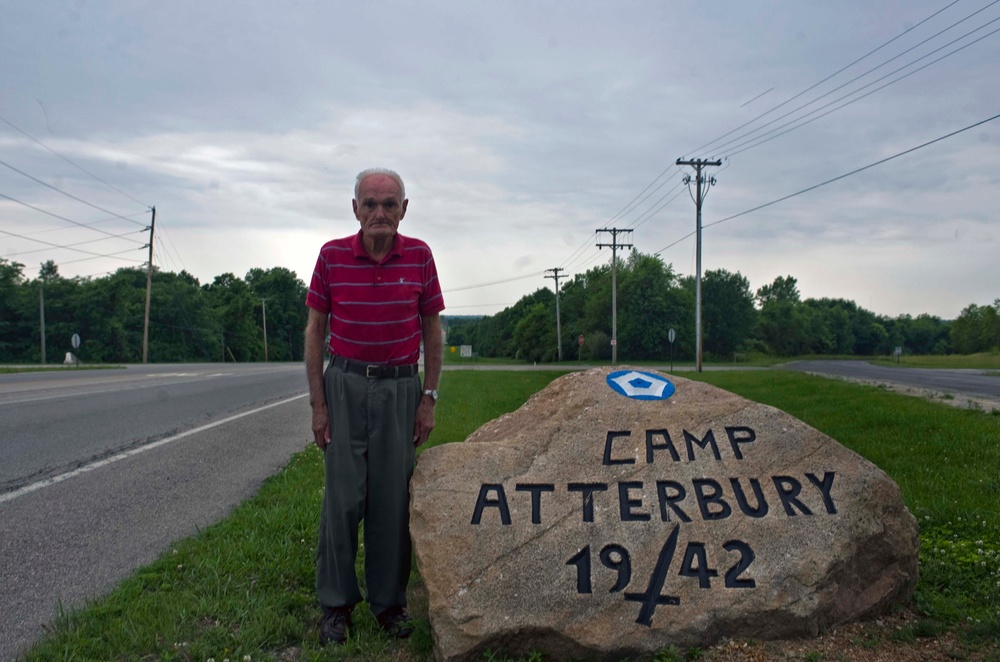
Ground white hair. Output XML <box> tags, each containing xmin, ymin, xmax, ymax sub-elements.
<box><xmin>354</xmin><ymin>168</ymin><xmax>406</xmax><ymax>200</ymax></box>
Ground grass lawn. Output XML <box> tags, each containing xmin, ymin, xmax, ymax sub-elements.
<box><xmin>23</xmin><ymin>369</ymin><xmax>1000</xmax><ymax>661</ymax></box>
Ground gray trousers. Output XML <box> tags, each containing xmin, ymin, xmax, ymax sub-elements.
<box><xmin>316</xmin><ymin>362</ymin><xmax>419</xmax><ymax>614</ymax></box>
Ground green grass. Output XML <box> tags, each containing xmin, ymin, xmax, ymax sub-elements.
<box><xmin>23</xmin><ymin>369</ymin><xmax>1000</xmax><ymax>660</ymax></box>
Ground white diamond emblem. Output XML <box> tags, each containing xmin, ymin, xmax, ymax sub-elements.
<box><xmin>606</xmin><ymin>370</ymin><xmax>675</xmax><ymax>400</ymax></box>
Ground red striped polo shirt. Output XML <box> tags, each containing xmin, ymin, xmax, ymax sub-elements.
<box><xmin>305</xmin><ymin>231</ymin><xmax>445</xmax><ymax>365</ymax></box>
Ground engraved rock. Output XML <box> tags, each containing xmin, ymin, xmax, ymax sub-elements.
<box><xmin>410</xmin><ymin>367</ymin><xmax>919</xmax><ymax>661</ymax></box>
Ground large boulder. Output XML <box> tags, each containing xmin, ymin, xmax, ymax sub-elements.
<box><xmin>410</xmin><ymin>367</ymin><xmax>919</xmax><ymax>661</ymax></box>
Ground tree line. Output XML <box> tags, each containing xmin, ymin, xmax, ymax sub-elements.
<box><xmin>3</xmin><ymin>252</ymin><xmax>997</xmax><ymax>365</ymax></box>
<box><xmin>0</xmin><ymin>258</ymin><xmax>308</xmax><ymax>364</ymax></box>
<box><xmin>445</xmin><ymin>251</ymin><xmax>1000</xmax><ymax>362</ymax></box>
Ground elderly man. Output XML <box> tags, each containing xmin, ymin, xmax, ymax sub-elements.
<box><xmin>304</xmin><ymin>167</ymin><xmax>444</xmax><ymax>645</ymax></box>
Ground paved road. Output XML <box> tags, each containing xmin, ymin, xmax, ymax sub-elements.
<box><xmin>782</xmin><ymin>360</ymin><xmax>1000</xmax><ymax>401</ymax></box>
<box><xmin>0</xmin><ymin>364</ymin><xmax>310</xmax><ymax>662</ymax></box>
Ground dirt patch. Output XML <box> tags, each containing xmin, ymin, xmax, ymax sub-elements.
<box><xmin>698</xmin><ymin>608</ymin><xmax>995</xmax><ymax>661</ymax></box>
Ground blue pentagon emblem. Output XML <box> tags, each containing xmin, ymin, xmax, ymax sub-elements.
<box><xmin>606</xmin><ymin>370</ymin><xmax>675</xmax><ymax>400</ymax></box>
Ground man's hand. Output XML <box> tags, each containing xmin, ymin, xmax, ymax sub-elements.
<box><xmin>412</xmin><ymin>397</ymin><xmax>435</xmax><ymax>447</ymax></box>
<box><xmin>312</xmin><ymin>402</ymin><xmax>331</xmax><ymax>450</ymax></box>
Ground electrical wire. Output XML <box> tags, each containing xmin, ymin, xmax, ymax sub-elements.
<box><xmin>654</xmin><ymin>111</ymin><xmax>1000</xmax><ymax>254</ymax></box>
<box><xmin>10</xmin><ymin>209</ymin><xmax>150</xmax><ymax>237</ymax></box>
<box><xmin>557</xmin><ymin>3</ymin><xmax>976</xmax><ymax>286</ymax></box>
<box><xmin>0</xmin><ymin>158</ymin><xmax>148</xmax><ymax>228</ymax></box>
<box><xmin>725</xmin><ymin>20</ymin><xmax>1000</xmax><ymax>157</ymax></box>
<box><xmin>441</xmin><ymin>271</ymin><xmax>545</xmax><ymax>295</ymax></box>
<box><xmin>0</xmin><ymin>227</ymin><xmax>145</xmax><ymax>262</ymax></box>
<box><xmin>445</xmin><ymin>302</ymin><xmax>516</xmax><ymax>309</ymax></box>
<box><xmin>0</xmin><ymin>191</ymin><xmax>147</xmax><ymax>243</ymax></box>
<box><xmin>57</xmin><ymin>247</ymin><xmax>147</xmax><ymax>266</ymax></box>
<box><xmin>4</xmin><ymin>228</ymin><xmax>147</xmax><ymax>257</ymax></box>
<box><xmin>715</xmin><ymin>9</ymin><xmax>1000</xmax><ymax>157</ymax></box>
<box><xmin>689</xmin><ymin>0</ymin><xmax>969</xmax><ymax>154</ymax></box>
<box><xmin>0</xmin><ymin>114</ymin><xmax>151</xmax><ymax>208</ymax></box>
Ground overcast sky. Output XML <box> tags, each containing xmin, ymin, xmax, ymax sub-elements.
<box><xmin>1</xmin><ymin>0</ymin><xmax>997</xmax><ymax>321</ymax></box>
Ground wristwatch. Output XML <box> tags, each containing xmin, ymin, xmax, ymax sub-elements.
<box><xmin>422</xmin><ymin>389</ymin><xmax>439</xmax><ymax>402</ymax></box>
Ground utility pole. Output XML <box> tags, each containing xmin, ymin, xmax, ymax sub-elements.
<box><xmin>676</xmin><ymin>158</ymin><xmax>721</xmax><ymax>373</ymax></box>
<box><xmin>544</xmin><ymin>268</ymin><xmax>565</xmax><ymax>361</ymax></box>
<box><xmin>596</xmin><ymin>228</ymin><xmax>633</xmax><ymax>365</ymax></box>
<box><xmin>260</xmin><ymin>298</ymin><xmax>269</xmax><ymax>362</ymax></box>
<box><xmin>39</xmin><ymin>277</ymin><xmax>46</xmax><ymax>364</ymax></box>
<box><xmin>142</xmin><ymin>206</ymin><xmax>156</xmax><ymax>364</ymax></box>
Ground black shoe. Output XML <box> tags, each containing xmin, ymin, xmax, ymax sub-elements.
<box><xmin>319</xmin><ymin>606</ymin><xmax>352</xmax><ymax>645</ymax></box>
<box><xmin>376</xmin><ymin>606</ymin><xmax>414</xmax><ymax>639</ymax></box>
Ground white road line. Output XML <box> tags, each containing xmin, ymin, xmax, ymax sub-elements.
<box><xmin>0</xmin><ymin>393</ymin><xmax>308</xmax><ymax>505</ymax></box>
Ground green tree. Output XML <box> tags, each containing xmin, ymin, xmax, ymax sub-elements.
<box><xmin>897</xmin><ymin>313</ymin><xmax>950</xmax><ymax>355</ymax></box>
<box><xmin>205</xmin><ymin>273</ymin><xmax>261</xmax><ymax>361</ymax></box>
<box><xmin>755</xmin><ymin>275</ymin><xmax>800</xmax><ymax>307</ymax></box>
<box><xmin>951</xmin><ymin>301</ymin><xmax>1000</xmax><ymax>354</ymax></box>
<box><xmin>513</xmin><ymin>303</ymin><xmax>556</xmax><ymax>363</ymax></box>
<box><xmin>78</xmin><ymin>267</ymin><xmax>147</xmax><ymax>362</ymax></box>
<box><xmin>755</xmin><ymin>276</ymin><xmax>806</xmax><ymax>356</ymax></box>
<box><xmin>802</xmin><ymin>299</ymin><xmax>856</xmax><ymax>355</ymax></box>
<box><xmin>701</xmin><ymin>268</ymin><xmax>756</xmax><ymax>359</ymax></box>
<box><xmin>246</xmin><ymin>267</ymin><xmax>309</xmax><ymax>361</ymax></box>
<box><xmin>0</xmin><ymin>259</ymin><xmax>28</xmax><ymax>361</ymax></box>
<box><xmin>148</xmin><ymin>270</ymin><xmax>219</xmax><ymax>362</ymax></box>
<box><xmin>618</xmin><ymin>253</ymin><xmax>684</xmax><ymax>361</ymax></box>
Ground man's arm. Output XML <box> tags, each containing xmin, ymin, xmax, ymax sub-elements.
<box><xmin>413</xmin><ymin>313</ymin><xmax>442</xmax><ymax>446</ymax></box>
<box><xmin>304</xmin><ymin>307</ymin><xmax>331</xmax><ymax>450</ymax></box>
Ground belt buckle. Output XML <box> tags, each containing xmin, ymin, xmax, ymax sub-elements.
<box><xmin>366</xmin><ymin>365</ymin><xmax>378</xmax><ymax>379</ymax></box>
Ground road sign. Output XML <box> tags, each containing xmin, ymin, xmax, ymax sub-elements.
<box><xmin>71</xmin><ymin>333</ymin><xmax>81</xmax><ymax>349</ymax></box>
<box><xmin>578</xmin><ymin>334</ymin><xmax>585</xmax><ymax>346</ymax></box>
<box><xmin>668</xmin><ymin>328</ymin><xmax>676</xmax><ymax>344</ymax></box>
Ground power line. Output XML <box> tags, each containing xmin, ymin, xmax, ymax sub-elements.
<box><xmin>714</xmin><ymin>8</ymin><xmax>1000</xmax><ymax>157</ymax></box>
<box><xmin>0</xmin><ymin>113</ymin><xmax>151</xmax><ymax>208</ymax></box>
<box><xmin>4</xmin><ymin>228</ymin><xmax>147</xmax><ymax>257</ymax></box>
<box><xmin>0</xmin><ymin>191</ymin><xmax>147</xmax><ymax>242</ymax></box>
<box><xmin>689</xmin><ymin>0</ymin><xmax>969</xmax><ymax>155</ymax></box>
<box><xmin>0</xmin><ymin>227</ymin><xmax>145</xmax><ymax>262</ymax></box>
<box><xmin>58</xmin><ymin>247</ymin><xmax>147</xmax><ymax>266</ymax></box>
<box><xmin>445</xmin><ymin>302</ymin><xmax>516</xmax><ymax>310</ymax></box>
<box><xmin>0</xmin><ymin>158</ymin><xmax>148</xmax><ymax>227</ymax></box>
<box><xmin>625</xmin><ymin>183</ymin><xmax>687</xmax><ymax>231</ymax></box>
<box><xmin>709</xmin><ymin>111</ymin><xmax>1000</xmax><ymax>229</ymax></box>
<box><xmin>725</xmin><ymin>19</ymin><xmax>1000</xmax><ymax>158</ymax></box>
<box><xmin>561</xmin><ymin>239</ymin><xmax>603</xmax><ymax>273</ymax></box>
<box><xmin>11</xmin><ymin>210</ymin><xmax>150</xmax><ymax>237</ymax></box>
<box><xmin>441</xmin><ymin>271</ymin><xmax>545</xmax><ymax>294</ymax></box>
<box><xmin>558</xmin><ymin>0</ymin><xmax>986</xmax><ymax>289</ymax></box>
<box><xmin>654</xmin><ymin>111</ymin><xmax>1000</xmax><ymax>254</ymax></box>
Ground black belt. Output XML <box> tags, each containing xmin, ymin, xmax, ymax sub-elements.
<box><xmin>330</xmin><ymin>355</ymin><xmax>419</xmax><ymax>379</ymax></box>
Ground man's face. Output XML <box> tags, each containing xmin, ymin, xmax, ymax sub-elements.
<box><xmin>353</xmin><ymin>174</ymin><xmax>408</xmax><ymax>242</ymax></box>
